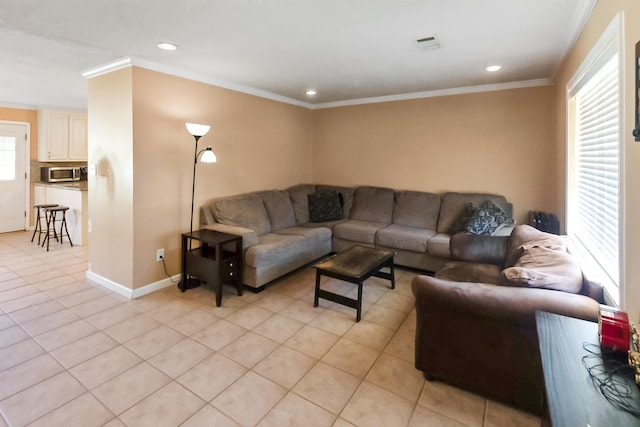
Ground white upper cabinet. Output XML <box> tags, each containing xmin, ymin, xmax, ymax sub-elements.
<box><xmin>38</xmin><ymin>110</ymin><xmax>87</xmax><ymax>161</ymax></box>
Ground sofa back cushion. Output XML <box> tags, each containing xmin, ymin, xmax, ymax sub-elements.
<box><xmin>437</xmin><ymin>192</ymin><xmax>512</xmax><ymax>233</ymax></box>
<box><xmin>286</xmin><ymin>184</ymin><xmax>316</xmax><ymax>224</ymax></box>
<box><xmin>393</xmin><ymin>191</ymin><xmax>441</xmax><ymax>229</ymax></box>
<box><xmin>258</xmin><ymin>190</ymin><xmax>296</xmax><ymax>231</ymax></box>
<box><xmin>213</xmin><ymin>193</ymin><xmax>271</xmax><ymax>235</ymax></box>
<box><xmin>316</xmin><ymin>185</ymin><xmax>355</xmax><ymax>218</ymax></box>
<box><xmin>349</xmin><ymin>186</ymin><xmax>395</xmax><ymax>224</ymax></box>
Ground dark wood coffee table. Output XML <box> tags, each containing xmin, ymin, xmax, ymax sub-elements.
<box><xmin>313</xmin><ymin>245</ymin><xmax>395</xmax><ymax>321</ymax></box>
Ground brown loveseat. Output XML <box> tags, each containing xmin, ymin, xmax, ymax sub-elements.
<box><xmin>412</xmin><ymin>225</ymin><xmax>603</xmax><ymax>414</ymax></box>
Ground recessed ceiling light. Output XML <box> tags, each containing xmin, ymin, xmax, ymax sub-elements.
<box><xmin>305</xmin><ymin>89</ymin><xmax>317</xmax><ymax>96</ymax></box>
<box><xmin>157</xmin><ymin>42</ymin><xmax>178</xmax><ymax>51</ymax></box>
<box><xmin>486</xmin><ymin>65</ymin><xmax>502</xmax><ymax>72</ymax></box>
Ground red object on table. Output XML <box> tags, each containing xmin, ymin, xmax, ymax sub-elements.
<box><xmin>599</xmin><ymin>306</ymin><xmax>630</xmax><ymax>352</ymax></box>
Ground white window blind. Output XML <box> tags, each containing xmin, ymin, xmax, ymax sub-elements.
<box><xmin>570</xmin><ymin>53</ymin><xmax>619</xmax><ymax>290</ymax></box>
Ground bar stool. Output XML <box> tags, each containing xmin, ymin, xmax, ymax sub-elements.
<box><xmin>31</xmin><ymin>203</ymin><xmax>59</xmax><ymax>245</ymax></box>
<box><xmin>42</xmin><ymin>205</ymin><xmax>73</xmax><ymax>251</ymax></box>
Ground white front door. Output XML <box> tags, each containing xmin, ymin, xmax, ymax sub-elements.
<box><xmin>0</xmin><ymin>123</ymin><xmax>28</xmax><ymax>233</ymax></box>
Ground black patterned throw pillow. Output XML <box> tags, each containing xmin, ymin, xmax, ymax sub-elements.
<box><xmin>308</xmin><ymin>191</ymin><xmax>343</xmax><ymax>222</ymax></box>
<box><xmin>450</xmin><ymin>202</ymin><xmax>477</xmax><ymax>234</ymax></box>
<box><xmin>465</xmin><ymin>199</ymin><xmax>514</xmax><ymax>235</ymax></box>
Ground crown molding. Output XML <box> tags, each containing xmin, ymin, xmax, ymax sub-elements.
<box><xmin>0</xmin><ymin>102</ymin><xmax>38</xmax><ymax>111</ymax></box>
<box><xmin>81</xmin><ymin>57</ymin><xmax>133</xmax><ymax>79</ymax></box>
<box><xmin>311</xmin><ymin>79</ymin><xmax>554</xmax><ymax>109</ymax></box>
<box><xmin>82</xmin><ymin>57</ymin><xmax>313</xmax><ymax>109</ymax></box>
<box><xmin>82</xmin><ymin>57</ymin><xmax>554</xmax><ymax>111</ymax></box>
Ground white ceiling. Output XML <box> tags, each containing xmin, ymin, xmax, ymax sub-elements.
<box><xmin>0</xmin><ymin>0</ymin><xmax>596</xmax><ymax>110</ymax></box>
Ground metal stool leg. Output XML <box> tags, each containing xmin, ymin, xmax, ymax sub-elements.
<box><xmin>31</xmin><ymin>206</ymin><xmax>41</xmax><ymax>243</ymax></box>
<box><xmin>41</xmin><ymin>206</ymin><xmax>72</xmax><ymax>251</ymax></box>
<box><xmin>31</xmin><ymin>204</ymin><xmax>58</xmax><ymax>245</ymax></box>
<box><xmin>42</xmin><ymin>209</ymin><xmax>54</xmax><ymax>251</ymax></box>
<box><xmin>59</xmin><ymin>210</ymin><xmax>73</xmax><ymax>247</ymax></box>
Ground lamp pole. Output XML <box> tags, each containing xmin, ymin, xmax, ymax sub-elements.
<box><xmin>185</xmin><ymin>123</ymin><xmax>215</xmax><ymax>254</ymax></box>
<box><xmin>190</xmin><ymin>134</ymin><xmax>202</xmax><ymax>240</ymax></box>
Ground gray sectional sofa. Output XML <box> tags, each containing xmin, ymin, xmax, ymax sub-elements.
<box><xmin>200</xmin><ymin>184</ymin><xmax>514</xmax><ymax>289</ymax></box>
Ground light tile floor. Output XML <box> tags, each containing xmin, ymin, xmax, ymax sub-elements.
<box><xmin>0</xmin><ymin>231</ymin><xmax>540</xmax><ymax>426</ymax></box>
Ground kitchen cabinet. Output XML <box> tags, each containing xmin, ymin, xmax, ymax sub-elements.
<box><xmin>33</xmin><ymin>184</ymin><xmax>88</xmax><ymax>245</ymax></box>
<box><xmin>38</xmin><ymin>110</ymin><xmax>87</xmax><ymax>161</ymax></box>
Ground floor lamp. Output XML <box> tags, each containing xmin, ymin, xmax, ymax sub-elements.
<box><xmin>186</xmin><ymin>122</ymin><xmax>216</xmax><ymax>240</ymax></box>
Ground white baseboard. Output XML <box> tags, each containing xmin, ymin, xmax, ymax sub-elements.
<box><xmin>85</xmin><ymin>270</ymin><xmax>179</xmax><ymax>299</ymax></box>
<box><xmin>132</xmin><ymin>275</ymin><xmax>180</xmax><ymax>299</ymax></box>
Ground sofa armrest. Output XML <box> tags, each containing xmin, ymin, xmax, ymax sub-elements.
<box><xmin>449</xmin><ymin>233</ymin><xmax>508</xmax><ymax>266</ymax></box>
<box><xmin>412</xmin><ymin>275</ymin><xmax>599</xmax><ymax>322</ymax></box>
<box><xmin>203</xmin><ymin>223</ymin><xmax>258</xmax><ymax>248</ymax></box>
<box><xmin>411</xmin><ymin>275</ymin><xmax>599</xmax><ymax>414</ymax></box>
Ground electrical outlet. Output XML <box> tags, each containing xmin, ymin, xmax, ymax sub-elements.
<box><xmin>156</xmin><ymin>248</ymin><xmax>164</xmax><ymax>262</ymax></box>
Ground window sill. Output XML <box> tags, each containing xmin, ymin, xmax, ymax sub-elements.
<box><xmin>568</xmin><ymin>235</ymin><xmax>619</xmax><ymax>307</ymax></box>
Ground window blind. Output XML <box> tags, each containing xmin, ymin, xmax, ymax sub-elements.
<box><xmin>571</xmin><ymin>54</ymin><xmax>619</xmax><ymax>287</ymax></box>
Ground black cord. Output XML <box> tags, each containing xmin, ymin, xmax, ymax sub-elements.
<box><xmin>582</xmin><ymin>342</ymin><xmax>640</xmax><ymax>417</ymax></box>
<box><xmin>160</xmin><ymin>256</ymin><xmax>178</xmax><ymax>284</ymax></box>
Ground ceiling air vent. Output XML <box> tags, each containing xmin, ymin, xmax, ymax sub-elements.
<box><xmin>415</xmin><ymin>36</ymin><xmax>440</xmax><ymax>51</ymax></box>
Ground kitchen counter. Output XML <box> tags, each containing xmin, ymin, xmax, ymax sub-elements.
<box><xmin>37</xmin><ymin>181</ymin><xmax>88</xmax><ymax>191</ymax></box>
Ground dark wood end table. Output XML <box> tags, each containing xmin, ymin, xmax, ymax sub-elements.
<box><xmin>536</xmin><ymin>311</ymin><xmax>640</xmax><ymax>426</ymax></box>
<box><xmin>313</xmin><ymin>245</ymin><xmax>395</xmax><ymax>321</ymax></box>
<box><xmin>180</xmin><ymin>229</ymin><xmax>243</xmax><ymax>307</ymax></box>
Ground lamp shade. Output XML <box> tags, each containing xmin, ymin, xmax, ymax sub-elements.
<box><xmin>200</xmin><ymin>147</ymin><xmax>217</xmax><ymax>163</ymax></box>
<box><xmin>185</xmin><ymin>123</ymin><xmax>210</xmax><ymax>137</ymax></box>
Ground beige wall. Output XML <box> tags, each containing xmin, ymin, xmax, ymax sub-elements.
<box><xmin>313</xmin><ymin>87</ymin><xmax>556</xmax><ymax>225</ymax></box>
<box><xmin>554</xmin><ymin>0</ymin><xmax>640</xmax><ymax>320</ymax></box>
<box><xmin>0</xmin><ymin>107</ymin><xmax>38</xmax><ymax>159</ymax></box>
<box><xmin>88</xmin><ymin>67</ymin><xmax>314</xmax><ymax>290</ymax></box>
<box><xmin>87</xmin><ymin>68</ymin><xmax>135</xmax><ymax>288</ymax></box>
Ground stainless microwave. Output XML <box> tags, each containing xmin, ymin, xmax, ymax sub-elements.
<box><xmin>40</xmin><ymin>166</ymin><xmax>81</xmax><ymax>182</ymax></box>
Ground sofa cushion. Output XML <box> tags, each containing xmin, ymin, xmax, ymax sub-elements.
<box><xmin>308</xmin><ymin>191</ymin><xmax>343</xmax><ymax>222</ymax></box>
<box><xmin>438</xmin><ymin>192</ymin><xmax>512</xmax><ymax>233</ymax></box>
<box><xmin>466</xmin><ymin>200</ymin><xmax>515</xmax><ymax>236</ymax></box>
<box><xmin>393</xmin><ymin>191</ymin><xmax>441</xmax><ymax>229</ymax></box>
<box><xmin>259</xmin><ymin>190</ymin><xmax>296</xmax><ymax>231</ymax></box>
<box><xmin>436</xmin><ymin>261</ymin><xmax>503</xmax><ymax>285</ymax></box>
<box><xmin>287</xmin><ymin>184</ymin><xmax>316</xmax><ymax>224</ymax></box>
<box><xmin>427</xmin><ymin>233</ymin><xmax>451</xmax><ymax>258</ymax></box>
<box><xmin>505</xmin><ymin>224</ymin><xmax>567</xmax><ymax>267</ymax></box>
<box><xmin>214</xmin><ymin>194</ymin><xmax>271</xmax><ymax>236</ymax></box>
<box><xmin>273</xmin><ymin>226</ymin><xmax>332</xmax><ymax>245</ymax></box>
<box><xmin>333</xmin><ymin>220</ymin><xmax>387</xmax><ymax>244</ymax></box>
<box><xmin>245</xmin><ymin>233</ymin><xmax>308</xmax><ymax>268</ymax></box>
<box><xmin>350</xmin><ymin>186</ymin><xmax>395</xmax><ymax>224</ymax></box>
<box><xmin>376</xmin><ymin>224</ymin><xmax>435</xmax><ymax>252</ymax></box>
<box><xmin>316</xmin><ymin>185</ymin><xmax>354</xmax><ymax>218</ymax></box>
<box><xmin>450</xmin><ymin>233</ymin><xmax>508</xmax><ymax>266</ymax></box>
<box><xmin>500</xmin><ymin>246</ymin><xmax>583</xmax><ymax>293</ymax></box>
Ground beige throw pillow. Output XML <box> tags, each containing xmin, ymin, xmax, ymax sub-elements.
<box><xmin>500</xmin><ymin>246</ymin><xmax>583</xmax><ymax>293</ymax></box>
<box><xmin>505</xmin><ymin>224</ymin><xmax>567</xmax><ymax>267</ymax></box>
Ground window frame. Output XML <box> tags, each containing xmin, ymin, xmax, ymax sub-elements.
<box><xmin>566</xmin><ymin>13</ymin><xmax>624</xmax><ymax>306</ymax></box>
